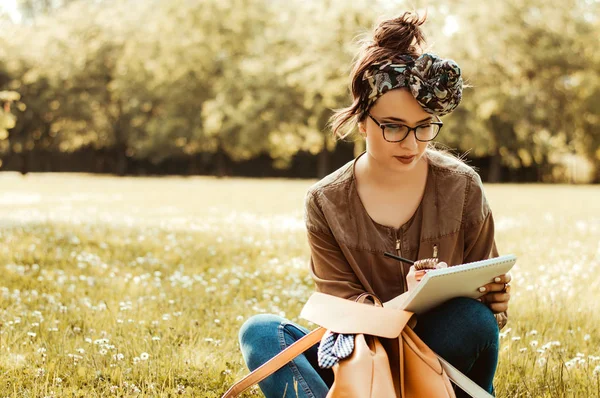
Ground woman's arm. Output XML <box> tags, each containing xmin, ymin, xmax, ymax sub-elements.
<box><xmin>304</xmin><ymin>190</ymin><xmax>371</xmax><ymax>303</ymax></box>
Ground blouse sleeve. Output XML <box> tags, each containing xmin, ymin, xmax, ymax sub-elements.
<box><xmin>304</xmin><ymin>190</ymin><xmax>372</xmax><ymax>304</ymax></box>
<box><xmin>463</xmin><ymin>174</ymin><xmax>508</xmax><ymax>330</ymax></box>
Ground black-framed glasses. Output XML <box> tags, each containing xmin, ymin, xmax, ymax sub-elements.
<box><xmin>367</xmin><ymin>112</ymin><xmax>443</xmax><ymax>142</ymax></box>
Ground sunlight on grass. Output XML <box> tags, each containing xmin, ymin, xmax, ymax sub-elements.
<box><xmin>0</xmin><ymin>173</ymin><xmax>599</xmax><ymax>397</ymax></box>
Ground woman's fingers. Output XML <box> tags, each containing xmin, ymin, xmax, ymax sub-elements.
<box><xmin>478</xmin><ymin>282</ymin><xmax>506</xmax><ymax>293</ymax></box>
<box><xmin>488</xmin><ymin>301</ymin><xmax>509</xmax><ymax>314</ymax></box>
<box><xmin>406</xmin><ymin>266</ymin><xmax>418</xmax><ymax>291</ymax></box>
<box><xmin>479</xmin><ymin>273</ymin><xmax>512</xmax><ymax>293</ymax></box>
<box><xmin>491</xmin><ymin>273</ymin><xmax>512</xmax><ymax>284</ymax></box>
<box><xmin>481</xmin><ymin>292</ymin><xmax>510</xmax><ymax>303</ymax></box>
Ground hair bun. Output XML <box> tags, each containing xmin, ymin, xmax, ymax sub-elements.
<box><xmin>372</xmin><ymin>11</ymin><xmax>427</xmax><ymax>58</ymax></box>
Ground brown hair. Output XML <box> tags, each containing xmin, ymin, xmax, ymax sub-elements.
<box><xmin>329</xmin><ymin>11</ymin><xmax>428</xmax><ymax>139</ymax></box>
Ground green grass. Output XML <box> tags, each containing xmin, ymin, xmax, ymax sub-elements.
<box><xmin>0</xmin><ymin>172</ymin><xmax>599</xmax><ymax>397</ymax></box>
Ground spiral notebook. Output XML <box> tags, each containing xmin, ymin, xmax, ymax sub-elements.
<box><xmin>387</xmin><ymin>254</ymin><xmax>517</xmax><ymax>314</ymax></box>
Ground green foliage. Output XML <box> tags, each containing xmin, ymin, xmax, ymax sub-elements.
<box><xmin>0</xmin><ymin>0</ymin><xmax>599</xmax><ymax>180</ymax></box>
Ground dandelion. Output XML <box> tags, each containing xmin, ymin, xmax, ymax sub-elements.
<box><xmin>133</xmin><ymin>357</ymin><xmax>140</xmax><ymax>364</ymax></box>
<box><xmin>36</xmin><ymin>368</ymin><xmax>46</xmax><ymax>377</ymax></box>
<box><xmin>27</xmin><ymin>332</ymin><xmax>37</xmax><ymax>337</ymax></box>
<box><xmin>152</xmin><ymin>336</ymin><xmax>161</xmax><ymax>341</ymax></box>
<box><xmin>565</xmin><ymin>360</ymin><xmax>575</xmax><ymax>369</ymax></box>
<box><xmin>584</xmin><ymin>334</ymin><xmax>591</xmax><ymax>341</ymax></box>
<box><xmin>140</xmin><ymin>352</ymin><xmax>149</xmax><ymax>361</ymax></box>
<box><xmin>54</xmin><ymin>377</ymin><xmax>62</xmax><ymax>384</ymax></box>
<box><xmin>99</xmin><ymin>349</ymin><xmax>107</xmax><ymax>356</ymax></box>
<box><xmin>113</xmin><ymin>353</ymin><xmax>124</xmax><ymax>361</ymax></box>
<box><xmin>530</xmin><ymin>340</ymin><xmax>539</xmax><ymax>348</ymax></box>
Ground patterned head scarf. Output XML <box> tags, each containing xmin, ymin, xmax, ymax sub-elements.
<box><xmin>361</xmin><ymin>53</ymin><xmax>463</xmax><ymax>117</ymax></box>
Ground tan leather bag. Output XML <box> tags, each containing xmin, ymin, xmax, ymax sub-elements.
<box><xmin>324</xmin><ymin>293</ymin><xmax>397</xmax><ymax>397</ymax></box>
<box><xmin>222</xmin><ymin>292</ymin><xmax>494</xmax><ymax>398</ymax></box>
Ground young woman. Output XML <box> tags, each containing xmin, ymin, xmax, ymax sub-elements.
<box><xmin>239</xmin><ymin>12</ymin><xmax>511</xmax><ymax>398</ymax></box>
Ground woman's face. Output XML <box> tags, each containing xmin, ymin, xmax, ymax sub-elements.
<box><xmin>359</xmin><ymin>88</ymin><xmax>434</xmax><ymax>172</ymax></box>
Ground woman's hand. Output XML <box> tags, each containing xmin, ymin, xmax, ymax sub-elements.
<box><xmin>406</xmin><ymin>261</ymin><xmax>448</xmax><ymax>291</ymax></box>
<box><xmin>477</xmin><ymin>273</ymin><xmax>512</xmax><ymax>314</ymax></box>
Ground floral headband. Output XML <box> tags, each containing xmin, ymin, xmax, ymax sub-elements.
<box><xmin>361</xmin><ymin>53</ymin><xmax>463</xmax><ymax>117</ymax></box>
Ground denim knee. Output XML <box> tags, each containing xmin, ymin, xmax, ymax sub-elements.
<box><xmin>238</xmin><ymin>314</ymin><xmax>285</xmax><ymax>369</ymax></box>
<box><xmin>446</xmin><ymin>297</ymin><xmax>499</xmax><ymax>344</ymax></box>
<box><xmin>239</xmin><ymin>314</ymin><xmax>284</xmax><ymax>346</ymax></box>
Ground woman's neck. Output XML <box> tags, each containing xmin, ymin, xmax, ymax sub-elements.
<box><xmin>356</xmin><ymin>151</ymin><xmax>428</xmax><ymax>188</ymax></box>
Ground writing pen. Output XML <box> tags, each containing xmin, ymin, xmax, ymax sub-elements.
<box><xmin>383</xmin><ymin>252</ymin><xmax>415</xmax><ymax>265</ymax></box>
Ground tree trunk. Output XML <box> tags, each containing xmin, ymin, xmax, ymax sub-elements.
<box><xmin>190</xmin><ymin>154</ymin><xmax>204</xmax><ymax>175</ymax></box>
<box><xmin>115</xmin><ymin>145</ymin><xmax>127</xmax><ymax>176</ymax></box>
<box><xmin>19</xmin><ymin>150</ymin><xmax>29</xmax><ymax>175</ymax></box>
<box><xmin>317</xmin><ymin>145</ymin><xmax>330</xmax><ymax>179</ymax></box>
<box><xmin>593</xmin><ymin>160</ymin><xmax>600</xmax><ymax>184</ymax></box>
<box><xmin>215</xmin><ymin>142</ymin><xmax>227</xmax><ymax>178</ymax></box>
<box><xmin>487</xmin><ymin>151</ymin><xmax>501</xmax><ymax>183</ymax></box>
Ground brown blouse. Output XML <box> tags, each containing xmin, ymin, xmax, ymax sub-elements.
<box><xmin>304</xmin><ymin>149</ymin><xmax>507</xmax><ymax>329</ymax></box>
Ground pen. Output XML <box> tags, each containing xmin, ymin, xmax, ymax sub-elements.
<box><xmin>383</xmin><ymin>252</ymin><xmax>415</xmax><ymax>265</ymax></box>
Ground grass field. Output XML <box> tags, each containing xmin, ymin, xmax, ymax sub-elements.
<box><xmin>0</xmin><ymin>172</ymin><xmax>599</xmax><ymax>397</ymax></box>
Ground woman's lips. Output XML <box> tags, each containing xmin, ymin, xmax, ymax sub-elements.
<box><xmin>394</xmin><ymin>155</ymin><xmax>416</xmax><ymax>164</ymax></box>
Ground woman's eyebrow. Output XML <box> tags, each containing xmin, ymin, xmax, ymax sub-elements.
<box><xmin>382</xmin><ymin>116</ymin><xmax>432</xmax><ymax>124</ymax></box>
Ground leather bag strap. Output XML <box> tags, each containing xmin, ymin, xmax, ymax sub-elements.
<box><xmin>221</xmin><ymin>328</ymin><xmax>493</xmax><ymax>398</ymax></box>
<box><xmin>437</xmin><ymin>355</ymin><xmax>494</xmax><ymax>398</ymax></box>
<box><xmin>221</xmin><ymin>326</ymin><xmax>326</xmax><ymax>398</ymax></box>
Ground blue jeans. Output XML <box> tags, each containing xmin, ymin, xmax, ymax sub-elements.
<box><xmin>238</xmin><ymin>297</ymin><xmax>499</xmax><ymax>398</ymax></box>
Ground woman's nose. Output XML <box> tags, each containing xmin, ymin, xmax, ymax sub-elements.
<box><xmin>399</xmin><ymin>131</ymin><xmax>418</xmax><ymax>149</ymax></box>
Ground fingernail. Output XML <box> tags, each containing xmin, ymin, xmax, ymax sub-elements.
<box><xmin>478</xmin><ymin>287</ymin><xmax>487</xmax><ymax>293</ymax></box>
<box><xmin>494</xmin><ymin>277</ymin><xmax>501</xmax><ymax>283</ymax></box>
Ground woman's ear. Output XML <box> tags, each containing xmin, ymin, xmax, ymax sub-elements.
<box><xmin>358</xmin><ymin>121</ymin><xmax>367</xmax><ymax>137</ymax></box>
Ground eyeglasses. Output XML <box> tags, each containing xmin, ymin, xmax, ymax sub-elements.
<box><xmin>367</xmin><ymin>112</ymin><xmax>443</xmax><ymax>143</ymax></box>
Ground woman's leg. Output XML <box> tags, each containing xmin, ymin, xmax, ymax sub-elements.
<box><xmin>412</xmin><ymin>297</ymin><xmax>500</xmax><ymax>398</ymax></box>
<box><xmin>238</xmin><ymin>314</ymin><xmax>334</xmax><ymax>398</ymax></box>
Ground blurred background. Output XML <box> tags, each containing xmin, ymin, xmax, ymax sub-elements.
<box><xmin>0</xmin><ymin>0</ymin><xmax>598</xmax><ymax>183</ymax></box>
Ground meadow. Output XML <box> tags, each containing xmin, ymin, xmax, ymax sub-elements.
<box><xmin>0</xmin><ymin>172</ymin><xmax>599</xmax><ymax>397</ymax></box>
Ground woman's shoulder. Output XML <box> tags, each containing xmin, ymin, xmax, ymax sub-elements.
<box><xmin>426</xmin><ymin>148</ymin><xmax>480</xmax><ymax>180</ymax></box>
<box><xmin>304</xmin><ymin>158</ymin><xmax>355</xmax><ymax>232</ymax></box>
<box><xmin>427</xmin><ymin>148</ymin><xmax>491</xmax><ymax>223</ymax></box>
<box><xmin>305</xmin><ymin>158</ymin><xmax>355</xmax><ymax>200</ymax></box>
